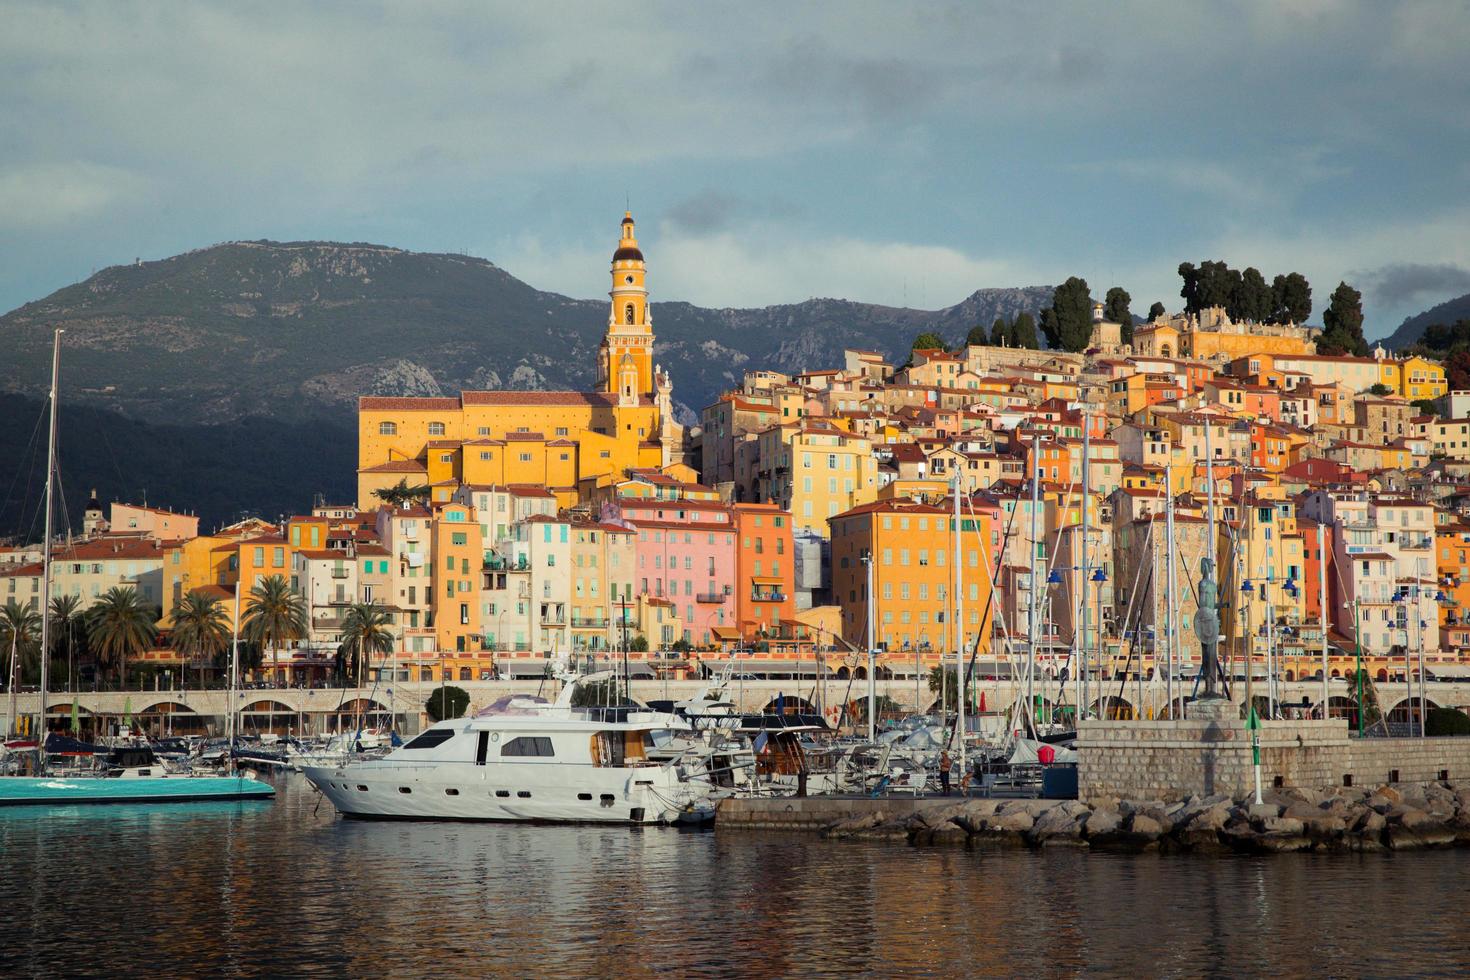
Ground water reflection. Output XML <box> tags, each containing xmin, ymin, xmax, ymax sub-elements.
<box><xmin>3</xmin><ymin>775</ymin><xmax>1469</xmax><ymax>977</ymax></box>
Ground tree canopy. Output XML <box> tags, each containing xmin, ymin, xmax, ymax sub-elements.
<box><xmin>426</xmin><ymin>685</ymin><xmax>470</xmax><ymax>722</ymax></box>
<box><xmin>1178</xmin><ymin>260</ymin><xmax>1310</xmax><ymax>324</ymax></box>
<box><xmin>912</xmin><ymin>331</ymin><xmax>949</xmax><ymax>352</ymax></box>
<box><xmin>1010</xmin><ymin>311</ymin><xmax>1039</xmax><ymax>349</ymax></box>
<box><xmin>1271</xmin><ymin>272</ymin><xmax>1312</xmax><ymax>325</ymax></box>
<box><xmin>1319</xmin><ymin>281</ymin><xmax>1368</xmax><ymax>356</ymax></box>
<box><xmin>965</xmin><ymin>322</ymin><xmax>990</xmax><ymax>347</ymax></box>
<box><xmin>1147</xmin><ymin>301</ymin><xmax>1166</xmax><ymax>321</ymax></box>
<box><xmin>1041</xmin><ymin>277</ymin><xmax>1093</xmax><ymax>352</ymax></box>
<box><xmin>1104</xmin><ymin>286</ymin><xmax>1132</xmax><ymax>345</ymax></box>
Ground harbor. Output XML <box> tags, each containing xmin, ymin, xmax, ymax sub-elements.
<box><xmin>5</xmin><ymin>772</ymin><xmax>1470</xmax><ymax>976</ymax></box>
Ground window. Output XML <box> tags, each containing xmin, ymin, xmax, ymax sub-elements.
<box><xmin>402</xmin><ymin>728</ymin><xmax>456</xmax><ymax>750</ymax></box>
<box><xmin>625</xmin><ymin>303</ymin><xmax>635</xmax><ymax>325</ymax></box>
<box><xmin>429</xmin><ymin>422</ymin><xmax>446</xmax><ymax>436</ymax></box>
<box><xmin>502</xmin><ymin>736</ymin><xmax>555</xmax><ymax>757</ymax></box>
<box><xmin>378</xmin><ymin>421</ymin><xmax>398</xmax><ymax>435</ymax></box>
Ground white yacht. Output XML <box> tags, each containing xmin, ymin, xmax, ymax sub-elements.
<box><xmin>302</xmin><ymin>671</ymin><xmax>719</xmax><ymax>824</ymax></box>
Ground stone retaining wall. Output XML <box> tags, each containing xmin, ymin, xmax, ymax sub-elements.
<box><xmin>717</xmin><ymin>796</ymin><xmax>940</xmax><ymax>831</ymax></box>
<box><xmin>1078</xmin><ymin>717</ymin><xmax>1470</xmax><ymax>802</ymax></box>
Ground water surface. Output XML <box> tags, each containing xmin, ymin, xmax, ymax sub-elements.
<box><xmin>2</xmin><ymin>774</ymin><xmax>1468</xmax><ymax>977</ymax></box>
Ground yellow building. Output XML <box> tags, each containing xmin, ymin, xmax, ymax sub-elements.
<box><xmin>357</xmin><ymin>213</ymin><xmax>682</xmax><ymax>509</ymax></box>
<box><xmin>754</xmin><ymin>420</ymin><xmax>878</xmax><ymax>537</ymax></box>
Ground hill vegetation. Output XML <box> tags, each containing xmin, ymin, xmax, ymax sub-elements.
<box><xmin>0</xmin><ymin>240</ymin><xmax>1053</xmax><ymax>426</ymax></box>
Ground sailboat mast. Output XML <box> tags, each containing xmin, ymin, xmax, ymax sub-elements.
<box><xmin>36</xmin><ymin>328</ymin><xmax>63</xmax><ymax>754</ymax></box>
<box><xmin>228</xmin><ymin>578</ymin><xmax>241</xmax><ymax>754</ymax></box>
<box><xmin>952</xmin><ymin>471</ymin><xmax>966</xmax><ymax>781</ymax></box>
<box><xmin>1165</xmin><ymin>459</ymin><xmax>1178</xmax><ymax>716</ymax></box>
<box><xmin>1079</xmin><ymin>408</ymin><xmax>1091</xmax><ymax>719</ymax></box>
<box><xmin>1028</xmin><ymin>430</ymin><xmax>1040</xmax><ymax>732</ymax></box>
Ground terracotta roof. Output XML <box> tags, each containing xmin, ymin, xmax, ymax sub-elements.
<box><xmin>462</xmin><ymin>390</ymin><xmax>628</xmax><ymax>407</ymax></box>
<box><xmin>359</xmin><ymin>396</ymin><xmax>461</xmax><ymax>411</ymax></box>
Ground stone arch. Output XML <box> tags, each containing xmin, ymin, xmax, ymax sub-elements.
<box><xmin>1091</xmin><ymin>695</ymin><xmax>1134</xmax><ymax>720</ymax></box>
<box><xmin>239</xmin><ymin>699</ymin><xmax>300</xmax><ymax>737</ymax></box>
<box><xmin>763</xmin><ymin>695</ymin><xmax>816</xmax><ymax>715</ymax></box>
<box><xmin>135</xmin><ymin>700</ymin><xmax>209</xmax><ymax>736</ymax></box>
<box><xmin>329</xmin><ymin>698</ymin><xmax>393</xmax><ymax>732</ymax></box>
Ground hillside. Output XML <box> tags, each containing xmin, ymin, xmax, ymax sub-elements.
<box><xmin>0</xmin><ymin>393</ymin><xmax>354</xmax><ymax>539</ymax></box>
<box><xmin>0</xmin><ymin>241</ymin><xmax>1052</xmax><ymax>425</ymax></box>
<box><xmin>1380</xmin><ymin>291</ymin><xmax>1470</xmax><ymax>349</ymax></box>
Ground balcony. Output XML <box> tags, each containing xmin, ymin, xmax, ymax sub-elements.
<box><xmin>1401</xmin><ymin>536</ymin><xmax>1433</xmax><ymax>551</ymax></box>
<box><xmin>571</xmin><ymin>615</ymin><xmax>608</xmax><ymax>629</ymax></box>
<box><xmin>696</xmin><ymin>592</ymin><xmax>728</xmax><ymax>604</ymax></box>
<box><xmin>539</xmin><ymin>605</ymin><xmax>566</xmax><ymax>626</ymax></box>
<box><xmin>330</xmin><ymin>568</ymin><xmax>350</xmax><ymax>579</ymax></box>
<box><xmin>751</xmin><ymin>591</ymin><xmax>787</xmax><ymax>603</ymax></box>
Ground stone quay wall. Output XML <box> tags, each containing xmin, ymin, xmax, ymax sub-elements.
<box><xmin>718</xmin><ymin>796</ymin><xmax>939</xmax><ymax>831</ymax></box>
<box><xmin>1078</xmin><ymin>717</ymin><xmax>1470</xmax><ymax>802</ymax></box>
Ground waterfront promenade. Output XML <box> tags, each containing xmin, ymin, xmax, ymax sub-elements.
<box><xmin>8</xmin><ymin>676</ymin><xmax>1469</xmax><ymax>735</ymax></box>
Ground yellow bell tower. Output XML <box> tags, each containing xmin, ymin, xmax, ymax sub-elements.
<box><xmin>600</xmin><ymin>212</ymin><xmax>654</xmax><ymax>398</ymax></box>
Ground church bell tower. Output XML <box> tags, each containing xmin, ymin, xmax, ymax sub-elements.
<box><xmin>600</xmin><ymin>212</ymin><xmax>655</xmax><ymax>399</ymax></box>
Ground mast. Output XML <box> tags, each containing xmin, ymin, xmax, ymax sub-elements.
<box><xmin>952</xmin><ymin>471</ymin><xmax>966</xmax><ymax>781</ymax></box>
<box><xmin>1318</xmin><ymin>521</ymin><xmax>1329</xmax><ymax>718</ymax></box>
<box><xmin>228</xmin><ymin>577</ymin><xmax>241</xmax><ymax>763</ymax></box>
<box><xmin>1164</xmin><ymin>458</ymin><xmax>1178</xmax><ymax>716</ymax></box>
<box><xmin>1079</xmin><ymin>408</ymin><xmax>1092</xmax><ymax>719</ymax></box>
<box><xmin>1028</xmin><ymin>431</ymin><xmax>1040</xmax><ymax>734</ymax></box>
<box><xmin>36</xmin><ymin>329</ymin><xmax>62</xmax><ymax>757</ymax></box>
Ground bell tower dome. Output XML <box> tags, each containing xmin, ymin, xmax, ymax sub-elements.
<box><xmin>599</xmin><ymin>212</ymin><xmax>654</xmax><ymax>396</ymax></box>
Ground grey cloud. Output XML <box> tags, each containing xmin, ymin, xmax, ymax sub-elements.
<box><xmin>663</xmin><ymin>189</ymin><xmax>802</xmax><ymax>236</ymax></box>
<box><xmin>1357</xmin><ymin>263</ymin><xmax>1470</xmax><ymax>307</ymax></box>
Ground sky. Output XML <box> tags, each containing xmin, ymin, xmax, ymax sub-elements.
<box><xmin>3</xmin><ymin>1</ymin><xmax>1469</xmax><ymax>339</ymax></box>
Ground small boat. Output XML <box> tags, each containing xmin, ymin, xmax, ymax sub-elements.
<box><xmin>0</xmin><ymin>745</ymin><xmax>275</xmax><ymax>807</ymax></box>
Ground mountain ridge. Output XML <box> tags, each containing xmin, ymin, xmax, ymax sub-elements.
<box><xmin>1380</xmin><ymin>291</ymin><xmax>1470</xmax><ymax>350</ymax></box>
<box><xmin>0</xmin><ymin>240</ymin><xmax>1053</xmax><ymax>426</ymax></box>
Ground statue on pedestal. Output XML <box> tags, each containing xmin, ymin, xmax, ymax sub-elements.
<box><xmin>1193</xmin><ymin>555</ymin><xmax>1222</xmax><ymax>699</ymax></box>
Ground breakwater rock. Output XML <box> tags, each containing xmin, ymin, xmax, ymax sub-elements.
<box><xmin>819</xmin><ymin>782</ymin><xmax>1470</xmax><ymax>854</ymax></box>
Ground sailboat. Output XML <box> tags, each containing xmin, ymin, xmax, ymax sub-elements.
<box><xmin>0</xmin><ymin>330</ymin><xmax>274</xmax><ymax>807</ymax></box>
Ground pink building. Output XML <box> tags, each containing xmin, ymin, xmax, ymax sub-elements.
<box><xmin>616</xmin><ymin>498</ymin><xmax>737</xmax><ymax>647</ymax></box>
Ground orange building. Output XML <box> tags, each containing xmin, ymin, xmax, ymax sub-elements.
<box><xmin>829</xmin><ymin>497</ymin><xmax>994</xmax><ymax>668</ymax></box>
<box><xmin>732</xmin><ymin>503</ymin><xmax>796</xmax><ymax>640</ymax></box>
<box><xmin>431</xmin><ymin>502</ymin><xmax>483</xmax><ymax>655</ymax></box>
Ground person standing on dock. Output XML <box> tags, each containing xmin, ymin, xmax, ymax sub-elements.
<box><xmin>939</xmin><ymin>750</ymin><xmax>953</xmax><ymax>796</ymax></box>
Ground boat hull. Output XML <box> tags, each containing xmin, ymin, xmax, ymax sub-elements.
<box><xmin>303</xmin><ymin>762</ymin><xmax>704</xmax><ymax>824</ymax></box>
<box><xmin>0</xmin><ymin>775</ymin><xmax>276</xmax><ymax>806</ymax></box>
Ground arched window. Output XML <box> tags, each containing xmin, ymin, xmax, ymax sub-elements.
<box><xmin>379</xmin><ymin>421</ymin><xmax>397</xmax><ymax>436</ymax></box>
<box><xmin>625</xmin><ymin>303</ymin><xmax>635</xmax><ymax>325</ymax></box>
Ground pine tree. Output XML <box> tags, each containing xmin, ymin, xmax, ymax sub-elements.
<box><xmin>1319</xmin><ymin>281</ymin><xmax>1368</xmax><ymax>356</ymax></box>
<box><xmin>990</xmin><ymin>316</ymin><xmax>1010</xmax><ymax>347</ymax></box>
<box><xmin>1011</xmin><ymin>312</ymin><xmax>1039</xmax><ymax>349</ymax></box>
<box><xmin>1048</xmin><ymin>277</ymin><xmax>1093</xmax><ymax>352</ymax></box>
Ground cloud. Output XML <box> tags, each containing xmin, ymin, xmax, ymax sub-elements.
<box><xmin>0</xmin><ymin>162</ymin><xmax>149</xmax><ymax>228</ymax></box>
<box><xmin>1355</xmin><ymin>263</ymin><xmax>1470</xmax><ymax>309</ymax></box>
<box><xmin>497</xmin><ymin>224</ymin><xmax>1037</xmax><ymax>311</ymax></box>
<box><xmin>664</xmin><ymin>191</ymin><xmax>744</xmax><ymax>236</ymax></box>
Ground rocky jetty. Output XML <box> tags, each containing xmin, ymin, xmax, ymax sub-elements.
<box><xmin>820</xmin><ymin>782</ymin><xmax>1470</xmax><ymax>854</ymax></box>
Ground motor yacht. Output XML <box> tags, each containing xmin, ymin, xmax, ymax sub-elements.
<box><xmin>303</xmin><ymin>669</ymin><xmax>719</xmax><ymax>824</ymax></box>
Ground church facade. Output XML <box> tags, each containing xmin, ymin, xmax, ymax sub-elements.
<box><xmin>356</xmin><ymin>213</ymin><xmax>682</xmax><ymax>510</ymax></box>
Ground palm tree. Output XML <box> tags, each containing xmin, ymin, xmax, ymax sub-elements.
<box><xmin>3</xmin><ymin>599</ymin><xmax>42</xmax><ymax>734</ymax></box>
<box><xmin>372</xmin><ymin>478</ymin><xmax>431</xmax><ymax>509</ymax></box>
<box><xmin>49</xmin><ymin>595</ymin><xmax>84</xmax><ymax>692</ymax></box>
<box><xmin>339</xmin><ymin>602</ymin><xmax>397</xmax><ymax>690</ymax></box>
<box><xmin>241</xmin><ymin>575</ymin><xmax>307</xmax><ymax>683</ymax></box>
<box><xmin>87</xmin><ymin>587</ymin><xmax>158</xmax><ymax>689</ymax></box>
<box><xmin>170</xmin><ymin>591</ymin><xmax>231</xmax><ymax>690</ymax></box>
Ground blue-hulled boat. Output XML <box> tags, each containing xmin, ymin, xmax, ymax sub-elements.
<box><xmin>0</xmin><ymin>745</ymin><xmax>275</xmax><ymax>807</ymax></box>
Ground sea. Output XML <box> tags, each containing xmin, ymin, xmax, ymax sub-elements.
<box><xmin>2</xmin><ymin>773</ymin><xmax>1469</xmax><ymax>977</ymax></box>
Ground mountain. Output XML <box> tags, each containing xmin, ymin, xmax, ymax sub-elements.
<box><xmin>1379</xmin><ymin>291</ymin><xmax>1470</xmax><ymax>350</ymax></box>
<box><xmin>0</xmin><ymin>241</ymin><xmax>1053</xmax><ymax>426</ymax></box>
<box><xmin>0</xmin><ymin>393</ymin><xmax>354</xmax><ymax>539</ymax></box>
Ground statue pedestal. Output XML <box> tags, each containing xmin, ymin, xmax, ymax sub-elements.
<box><xmin>1185</xmin><ymin>697</ymin><xmax>1238</xmax><ymax>723</ymax></box>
